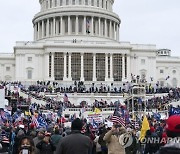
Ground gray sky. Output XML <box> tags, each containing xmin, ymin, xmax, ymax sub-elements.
<box><xmin>0</xmin><ymin>0</ymin><xmax>179</xmax><ymax>56</ymax></box>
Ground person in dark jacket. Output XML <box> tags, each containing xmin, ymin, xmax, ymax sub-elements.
<box><xmin>51</xmin><ymin>128</ymin><xmax>62</xmax><ymax>154</ymax></box>
<box><xmin>56</xmin><ymin>118</ymin><xmax>92</xmax><ymax>154</ymax></box>
<box><xmin>33</xmin><ymin>128</ymin><xmax>45</xmax><ymax>154</ymax></box>
<box><xmin>36</xmin><ymin>132</ymin><xmax>56</xmax><ymax>154</ymax></box>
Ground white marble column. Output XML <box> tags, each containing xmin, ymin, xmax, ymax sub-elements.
<box><xmin>98</xmin><ymin>17</ymin><xmax>101</xmax><ymax>36</ymax></box>
<box><xmin>122</xmin><ymin>54</ymin><xmax>125</xmax><ymax>81</ymax></box>
<box><xmin>68</xmin><ymin>53</ymin><xmax>72</xmax><ymax>80</ymax></box>
<box><xmin>127</xmin><ymin>55</ymin><xmax>131</xmax><ymax>81</ymax></box>
<box><xmin>110</xmin><ymin>53</ymin><xmax>113</xmax><ymax>81</ymax></box>
<box><xmin>63</xmin><ymin>53</ymin><xmax>67</xmax><ymax>80</ymax></box>
<box><xmin>37</xmin><ymin>22</ymin><xmax>40</xmax><ymax>39</ymax></box>
<box><xmin>91</xmin><ymin>16</ymin><xmax>94</xmax><ymax>35</ymax></box>
<box><xmin>105</xmin><ymin>19</ymin><xmax>107</xmax><ymax>37</ymax></box>
<box><xmin>93</xmin><ymin>53</ymin><xmax>97</xmax><ymax>81</ymax></box>
<box><xmin>68</xmin><ymin>16</ymin><xmax>71</xmax><ymax>35</ymax></box>
<box><xmin>44</xmin><ymin>53</ymin><xmax>49</xmax><ymax>80</ymax></box>
<box><xmin>117</xmin><ymin>24</ymin><xmax>119</xmax><ymax>41</ymax></box>
<box><xmin>53</xmin><ymin>17</ymin><xmax>56</xmax><ymax>35</ymax></box>
<box><xmin>46</xmin><ymin>19</ymin><xmax>49</xmax><ymax>37</ymax></box>
<box><xmin>105</xmin><ymin>53</ymin><xmax>108</xmax><ymax>81</ymax></box>
<box><xmin>57</xmin><ymin>0</ymin><xmax>60</xmax><ymax>6</ymax></box>
<box><xmin>42</xmin><ymin>20</ymin><xmax>44</xmax><ymax>38</ymax></box>
<box><xmin>60</xmin><ymin>16</ymin><xmax>63</xmax><ymax>35</ymax></box>
<box><xmin>83</xmin><ymin>16</ymin><xmax>86</xmax><ymax>35</ymax></box>
<box><xmin>80</xmin><ymin>53</ymin><xmax>84</xmax><ymax>81</ymax></box>
<box><xmin>99</xmin><ymin>0</ymin><xmax>102</xmax><ymax>7</ymax></box>
<box><xmin>52</xmin><ymin>0</ymin><xmax>55</xmax><ymax>7</ymax></box>
<box><xmin>34</xmin><ymin>24</ymin><xmax>36</xmax><ymax>41</ymax></box>
<box><xmin>116</xmin><ymin>24</ymin><xmax>118</xmax><ymax>41</ymax></box>
<box><xmin>51</xmin><ymin>52</ymin><xmax>55</xmax><ymax>80</ymax></box>
<box><xmin>113</xmin><ymin>22</ymin><xmax>115</xmax><ymax>40</ymax></box>
<box><xmin>109</xmin><ymin>20</ymin><xmax>112</xmax><ymax>38</ymax></box>
<box><xmin>76</xmin><ymin>16</ymin><xmax>79</xmax><ymax>35</ymax></box>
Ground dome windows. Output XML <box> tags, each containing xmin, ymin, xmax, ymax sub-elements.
<box><xmin>41</xmin><ymin>0</ymin><xmax>112</xmax><ymax>10</ymax></box>
<box><xmin>72</xmin><ymin>0</ymin><xmax>76</xmax><ymax>5</ymax></box>
<box><xmin>97</xmin><ymin>0</ymin><xmax>99</xmax><ymax>7</ymax></box>
<box><xmin>85</xmin><ymin>0</ymin><xmax>88</xmax><ymax>5</ymax></box>
<box><xmin>157</xmin><ymin>49</ymin><xmax>171</xmax><ymax>57</ymax></box>
<box><xmin>66</xmin><ymin>0</ymin><xmax>69</xmax><ymax>5</ymax></box>
<box><xmin>173</xmin><ymin>70</ymin><xmax>176</xmax><ymax>74</ymax></box>
<box><xmin>91</xmin><ymin>0</ymin><xmax>94</xmax><ymax>6</ymax></box>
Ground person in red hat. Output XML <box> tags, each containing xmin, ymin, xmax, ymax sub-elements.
<box><xmin>156</xmin><ymin>115</ymin><xmax>180</xmax><ymax>154</ymax></box>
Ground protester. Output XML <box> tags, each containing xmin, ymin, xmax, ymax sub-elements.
<box><xmin>94</xmin><ymin>133</ymin><xmax>102</xmax><ymax>154</ymax></box>
<box><xmin>18</xmin><ymin>136</ymin><xmax>35</xmax><ymax>154</ymax></box>
<box><xmin>36</xmin><ymin>132</ymin><xmax>56</xmax><ymax>154</ymax></box>
<box><xmin>33</xmin><ymin>128</ymin><xmax>45</xmax><ymax>154</ymax></box>
<box><xmin>103</xmin><ymin>124</ymin><xmax>126</xmax><ymax>154</ymax></box>
<box><xmin>125</xmin><ymin>128</ymin><xmax>138</xmax><ymax>154</ymax></box>
<box><xmin>98</xmin><ymin>126</ymin><xmax>108</xmax><ymax>154</ymax></box>
<box><xmin>56</xmin><ymin>118</ymin><xmax>92</xmax><ymax>154</ymax></box>
<box><xmin>1</xmin><ymin>81</ymin><xmax>180</xmax><ymax>154</ymax></box>
<box><xmin>51</xmin><ymin>128</ymin><xmax>62</xmax><ymax>153</ymax></box>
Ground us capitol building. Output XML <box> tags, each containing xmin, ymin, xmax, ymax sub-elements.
<box><xmin>0</xmin><ymin>0</ymin><xmax>180</xmax><ymax>87</ymax></box>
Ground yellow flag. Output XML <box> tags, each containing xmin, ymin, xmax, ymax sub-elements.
<box><xmin>94</xmin><ymin>108</ymin><xmax>101</xmax><ymax>114</ymax></box>
<box><xmin>139</xmin><ymin>115</ymin><xmax>150</xmax><ymax>141</ymax></box>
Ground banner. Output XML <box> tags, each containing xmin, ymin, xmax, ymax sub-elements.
<box><xmin>87</xmin><ymin>114</ymin><xmax>103</xmax><ymax>124</ymax></box>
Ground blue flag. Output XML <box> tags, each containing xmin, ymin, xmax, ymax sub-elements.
<box><xmin>37</xmin><ymin>116</ymin><xmax>47</xmax><ymax>128</ymax></box>
<box><xmin>152</xmin><ymin>112</ymin><xmax>161</xmax><ymax>121</ymax></box>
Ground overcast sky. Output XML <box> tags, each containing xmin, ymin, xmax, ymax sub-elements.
<box><xmin>0</xmin><ymin>0</ymin><xmax>180</xmax><ymax>56</ymax></box>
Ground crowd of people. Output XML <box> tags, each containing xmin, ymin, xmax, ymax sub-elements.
<box><xmin>0</xmin><ymin>113</ymin><xmax>180</xmax><ymax>154</ymax></box>
<box><xmin>0</xmin><ymin>81</ymin><xmax>180</xmax><ymax>154</ymax></box>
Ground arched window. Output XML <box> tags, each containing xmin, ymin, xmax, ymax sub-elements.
<box><xmin>50</xmin><ymin>0</ymin><xmax>52</xmax><ymax>8</ymax></box>
<box><xmin>54</xmin><ymin>0</ymin><xmax>57</xmax><ymax>6</ymax></box>
<box><xmin>71</xmin><ymin>17</ymin><xmax>76</xmax><ymax>33</ymax></box>
<box><xmin>85</xmin><ymin>0</ymin><xmax>88</xmax><ymax>5</ymax></box>
<box><xmin>97</xmin><ymin>0</ymin><xmax>99</xmax><ymax>7</ymax></box>
<box><xmin>172</xmin><ymin>78</ymin><xmax>178</xmax><ymax>87</ymax></box>
<box><xmin>27</xmin><ymin>70</ymin><xmax>32</xmax><ymax>79</ymax></box>
<box><xmin>27</xmin><ymin>68</ymin><xmax>33</xmax><ymax>79</ymax></box>
<box><xmin>60</xmin><ymin>0</ymin><xmax>63</xmax><ymax>6</ymax></box>
<box><xmin>66</xmin><ymin>0</ymin><xmax>69</xmax><ymax>5</ymax></box>
<box><xmin>91</xmin><ymin>0</ymin><xmax>94</xmax><ymax>6</ymax></box>
<box><xmin>72</xmin><ymin>0</ymin><xmax>75</xmax><ymax>5</ymax></box>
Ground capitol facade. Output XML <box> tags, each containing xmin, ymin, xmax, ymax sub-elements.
<box><xmin>0</xmin><ymin>0</ymin><xmax>180</xmax><ymax>87</ymax></box>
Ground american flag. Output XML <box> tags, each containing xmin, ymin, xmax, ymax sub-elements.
<box><xmin>32</xmin><ymin>116</ymin><xmax>39</xmax><ymax>128</ymax></box>
<box><xmin>86</xmin><ymin>19</ymin><xmax>90</xmax><ymax>33</ymax></box>
<box><xmin>111</xmin><ymin>115</ymin><xmax>126</xmax><ymax>128</ymax></box>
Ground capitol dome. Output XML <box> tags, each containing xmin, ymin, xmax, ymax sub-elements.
<box><xmin>33</xmin><ymin>0</ymin><xmax>120</xmax><ymax>42</ymax></box>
